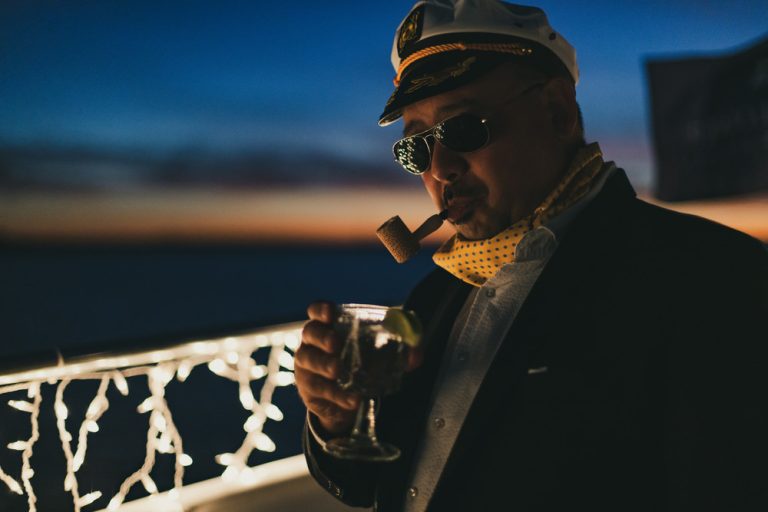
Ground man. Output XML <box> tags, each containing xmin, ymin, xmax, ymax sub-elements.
<box><xmin>295</xmin><ymin>1</ymin><xmax>768</xmax><ymax>510</ymax></box>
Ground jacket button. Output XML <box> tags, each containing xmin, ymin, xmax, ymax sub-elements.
<box><xmin>433</xmin><ymin>417</ymin><xmax>445</xmax><ymax>429</ymax></box>
<box><xmin>327</xmin><ymin>481</ymin><xmax>342</xmax><ymax>497</ymax></box>
<box><xmin>484</xmin><ymin>287</ymin><xmax>496</xmax><ymax>298</ymax></box>
<box><xmin>408</xmin><ymin>487</ymin><xmax>419</xmax><ymax>498</ymax></box>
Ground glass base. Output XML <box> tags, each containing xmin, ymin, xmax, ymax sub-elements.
<box><xmin>324</xmin><ymin>435</ymin><xmax>401</xmax><ymax>462</ymax></box>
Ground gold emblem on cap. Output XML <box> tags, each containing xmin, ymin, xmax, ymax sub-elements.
<box><xmin>405</xmin><ymin>56</ymin><xmax>478</xmax><ymax>94</ymax></box>
<box><xmin>398</xmin><ymin>8</ymin><xmax>422</xmax><ymax>53</ymax></box>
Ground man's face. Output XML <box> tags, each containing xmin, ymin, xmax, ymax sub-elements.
<box><xmin>401</xmin><ymin>64</ymin><xmax>568</xmax><ymax>240</ymax></box>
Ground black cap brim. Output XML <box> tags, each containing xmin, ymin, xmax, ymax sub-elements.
<box><xmin>379</xmin><ymin>51</ymin><xmax>509</xmax><ymax>126</ymax></box>
<box><xmin>378</xmin><ymin>32</ymin><xmax>574</xmax><ymax>126</ymax></box>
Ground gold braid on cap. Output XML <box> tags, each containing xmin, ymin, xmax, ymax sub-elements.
<box><xmin>394</xmin><ymin>42</ymin><xmax>533</xmax><ymax>86</ymax></box>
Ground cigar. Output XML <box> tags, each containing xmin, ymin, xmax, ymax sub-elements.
<box><xmin>376</xmin><ymin>210</ymin><xmax>448</xmax><ymax>263</ymax></box>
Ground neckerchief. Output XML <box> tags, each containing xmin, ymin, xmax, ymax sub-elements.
<box><xmin>432</xmin><ymin>143</ymin><xmax>604</xmax><ymax>287</ymax></box>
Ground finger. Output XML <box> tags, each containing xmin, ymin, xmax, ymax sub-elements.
<box><xmin>294</xmin><ymin>344</ymin><xmax>341</xmax><ymax>380</ymax></box>
<box><xmin>301</xmin><ymin>320</ymin><xmax>341</xmax><ymax>354</ymax></box>
<box><xmin>307</xmin><ymin>301</ymin><xmax>336</xmax><ymax>323</ymax></box>
<box><xmin>305</xmin><ymin>398</ymin><xmax>357</xmax><ymax>433</ymax></box>
<box><xmin>406</xmin><ymin>347</ymin><xmax>424</xmax><ymax>372</ymax></box>
<box><xmin>295</xmin><ymin>370</ymin><xmax>359</xmax><ymax>411</ymax></box>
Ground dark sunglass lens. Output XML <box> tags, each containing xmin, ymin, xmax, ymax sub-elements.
<box><xmin>393</xmin><ymin>137</ymin><xmax>431</xmax><ymax>174</ymax></box>
<box><xmin>435</xmin><ymin>114</ymin><xmax>488</xmax><ymax>152</ymax></box>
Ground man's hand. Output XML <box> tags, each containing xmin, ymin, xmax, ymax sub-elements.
<box><xmin>295</xmin><ymin>301</ymin><xmax>426</xmax><ymax>436</ymax></box>
<box><xmin>295</xmin><ymin>301</ymin><xmax>360</xmax><ymax>435</ymax></box>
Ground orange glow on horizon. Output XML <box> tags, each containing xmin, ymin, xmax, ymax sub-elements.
<box><xmin>1</xmin><ymin>187</ymin><xmax>766</xmax><ymax>244</ymax></box>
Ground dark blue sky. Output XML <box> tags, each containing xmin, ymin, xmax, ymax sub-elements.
<box><xmin>1</xmin><ymin>0</ymin><xmax>766</xmax><ymax>185</ymax></box>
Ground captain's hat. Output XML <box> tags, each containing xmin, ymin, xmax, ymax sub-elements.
<box><xmin>379</xmin><ymin>0</ymin><xmax>578</xmax><ymax>126</ymax></box>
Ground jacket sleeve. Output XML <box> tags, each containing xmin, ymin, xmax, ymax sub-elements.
<box><xmin>302</xmin><ymin>412</ymin><xmax>380</xmax><ymax>507</ymax></box>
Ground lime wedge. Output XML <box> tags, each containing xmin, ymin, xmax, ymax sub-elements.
<box><xmin>382</xmin><ymin>308</ymin><xmax>423</xmax><ymax>348</ymax></box>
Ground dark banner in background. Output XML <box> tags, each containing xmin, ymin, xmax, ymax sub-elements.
<box><xmin>646</xmin><ymin>35</ymin><xmax>768</xmax><ymax>201</ymax></box>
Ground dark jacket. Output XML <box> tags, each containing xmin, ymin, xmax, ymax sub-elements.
<box><xmin>304</xmin><ymin>169</ymin><xmax>768</xmax><ymax>511</ymax></box>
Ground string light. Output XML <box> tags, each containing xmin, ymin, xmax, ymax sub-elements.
<box><xmin>20</xmin><ymin>384</ymin><xmax>41</xmax><ymax>512</ymax></box>
<box><xmin>176</xmin><ymin>360</ymin><xmax>193</xmax><ymax>382</ymax></box>
<box><xmin>55</xmin><ymin>378</ymin><xmax>88</xmax><ymax>511</ymax></box>
<box><xmin>8</xmin><ymin>400</ymin><xmax>35</xmax><ymax>413</ymax></box>
<box><xmin>0</xmin><ymin>324</ymin><xmax>301</xmax><ymax>511</ymax></box>
<box><xmin>112</xmin><ymin>371</ymin><xmax>129</xmax><ymax>396</ymax></box>
<box><xmin>73</xmin><ymin>376</ymin><xmax>110</xmax><ymax>472</ymax></box>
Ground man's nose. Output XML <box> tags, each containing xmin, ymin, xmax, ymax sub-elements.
<box><xmin>429</xmin><ymin>141</ymin><xmax>467</xmax><ymax>183</ymax></box>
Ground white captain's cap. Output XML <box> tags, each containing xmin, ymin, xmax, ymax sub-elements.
<box><xmin>379</xmin><ymin>0</ymin><xmax>578</xmax><ymax>126</ymax></box>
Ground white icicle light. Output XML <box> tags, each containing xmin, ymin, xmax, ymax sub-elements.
<box><xmin>176</xmin><ymin>360</ymin><xmax>192</xmax><ymax>382</ymax></box>
<box><xmin>27</xmin><ymin>382</ymin><xmax>40</xmax><ymax>399</ymax></box>
<box><xmin>250</xmin><ymin>365</ymin><xmax>267</xmax><ymax>379</ymax></box>
<box><xmin>8</xmin><ymin>441</ymin><xmax>28</xmax><ymax>451</ymax></box>
<box><xmin>156</xmin><ymin>435</ymin><xmax>173</xmax><ymax>454</ymax></box>
<box><xmin>278</xmin><ymin>351</ymin><xmax>295</xmax><ymax>370</ymax></box>
<box><xmin>86</xmin><ymin>399</ymin><xmax>104</xmax><ymax>419</ymax></box>
<box><xmin>244</xmin><ymin>414</ymin><xmax>263</xmax><ymax>432</ymax></box>
<box><xmin>265</xmin><ymin>404</ymin><xmax>284</xmax><ymax>421</ymax></box>
<box><xmin>112</xmin><ymin>371</ymin><xmax>130</xmax><ymax>396</ymax></box>
<box><xmin>208</xmin><ymin>359</ymin><xmax>227</xmax><ymax>375</ymax></box>
<box><xmin>283</xmin><ymin>332</ymin><xmax>300</xmax><ymax>351</ymax></box>
<box><xmin>221</xmin><ymin>466</ymin><xmax>239</xmax><ymax>481</ymax></box>
<box><xmin>55</xmin><ymin>402</ymin><xmax>69</xmax><ymax>420</ymax></box>
<box><xmin>239</xmin><ymin>387</ymin><xmax>255</xmax><ymax>410</ymax></box>
<box><xmin>107</xmin><ymin>496</ymin><xmax>122</xmax><ymax>510</ymax></box>
<box><xmin>215</xmin><ymin>452</ymin><xmax>234</xmax><ymax>466</ymax></box>
<box><xmin>1</xmin><ymin>474</ymin><xmax>23</xmax><ymax>495</ymax></box>
<box><xmin>73</xmin><ymin>452</ymin><xmax>85</xmax><ymax>473</ymax></box>
<box><xmin>142</xmin><ymin>475</ymin><xmax>158</xmax><ymax>494</ymax></box>
<box><xmin>156</xmin><ymin>364</ymin><xmax>176</xmax><ymax>386</ymax></box>
<box><xmin>77</xmin><ymin>491</ymin><xmax>102</xmax><ymax>507</ymax></box>
<box><xmin>152</xmin><ymin>413</ymin><xmax>167</xmax><ymax>432</ymax></box>
<box><xmin>9</xmin><ymin>400</ymin><xmax>35</xmax><ymax>413</ymax></box>
<box><xmin>137</xmin><ymin>397</ymin><xmax>155</xmax><ymax>414</ymax></box>
<box><xmin>252</xmin><ymin>432</ymin><xmax>276</xmax><ymax>452</ymax></box>
<box><xmin>274</xmin><ymin>371</ymin><xmax>295</xmax><ymax>386</ymax></box>
<box><xmin>64</xmin><ymin>473</ymin><xmax>75</xmax><ymax>492</ymax></box>
<box><xmin>0</xmin><ymin>325</ymin><xmax>304</xmax><ymax>510</ymax></box>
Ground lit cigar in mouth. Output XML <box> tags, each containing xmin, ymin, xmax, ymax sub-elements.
<box><xmin>376</xmin><ymin>210</ymin><xmax>448</xmax><ymax>263</ymax></box>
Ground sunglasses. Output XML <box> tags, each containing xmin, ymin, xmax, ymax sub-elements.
<box><xmin>392</xmin><ymin>82</ymin><xmax>545</xmax><ymax>175</ymax></box>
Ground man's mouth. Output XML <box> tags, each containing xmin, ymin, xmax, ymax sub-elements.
<box><xmin>443</xmin><ymin>187</ymin><xmax>483</xmax><ymax>224</ymax></box>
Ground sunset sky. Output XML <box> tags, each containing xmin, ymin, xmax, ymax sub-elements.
<box><xmin>1</xmin><ymin>0</ymin><xmax>767</xmax><ymax>241</ymax></box>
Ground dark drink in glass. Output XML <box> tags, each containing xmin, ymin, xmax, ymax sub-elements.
<box><xmin>336</xmin><ymin>320</ymin><xmax>408</xmax><ymax>397</ymax></box>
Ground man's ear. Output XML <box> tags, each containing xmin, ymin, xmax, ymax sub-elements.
<box><xmin>540</xmin><ymin>77</ymin><xmax>579</xmax><ymax>140</ymax></box>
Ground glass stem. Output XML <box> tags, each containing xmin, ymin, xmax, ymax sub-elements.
<box><xmin>366</xmin><ymin>398</ymin><xmax>378</xmax><ymax>442</ymax></box>
<box><xmin>350</xmin><ymin>399</ymin><xmax>367</xmax><ymax>438</ymax></box>
<box><xmin>349</xmin><ymin>398</ymin><xmax>378</xmax><ymax>443</ymax></box>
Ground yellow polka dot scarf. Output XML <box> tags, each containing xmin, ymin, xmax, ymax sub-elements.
<box><xmin>432</xmin><ymin>143</ymin><xmax>605</xmax><ymax>287</ymax></box>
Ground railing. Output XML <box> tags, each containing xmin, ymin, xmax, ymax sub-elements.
<box><xmin>0</xmin><ymin>322</ymin><xmax>305</xmax><ymax>512</ymax></box>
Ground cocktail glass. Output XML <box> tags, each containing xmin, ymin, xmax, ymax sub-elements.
<box><xmin>323</xmin><ymin>304</ymin><xmax>409</xmax><ymax>462</ymax></box>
